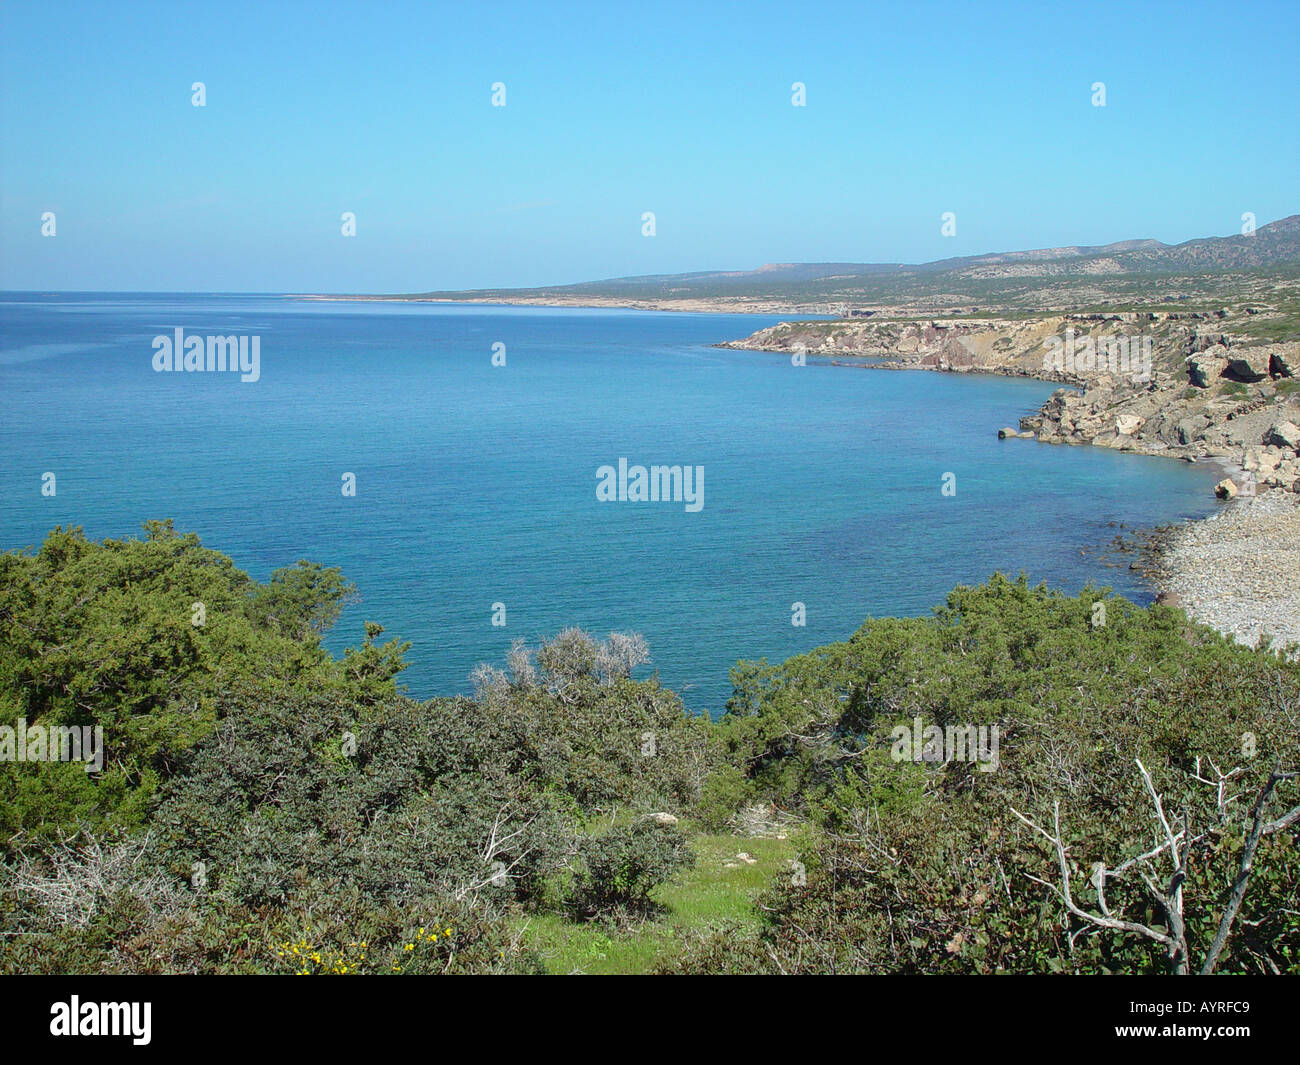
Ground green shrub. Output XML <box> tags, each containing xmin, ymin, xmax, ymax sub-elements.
<box><xmin>695</xmin><ymin>765</ymin><xmax>755</xmax><ymax>831</ymax></box>
<box><xmin>151</xmin><ymin>689</ymin><xmax>575</xmax><ymax>912</ymax></box>
<box><xmin>471</xmin><ymin>628</ymin><xmax>716</xmax><ymax>815</ymax></box>
<box><xmin>691</xmin><ymin>575</ymin><xmax>1300</xmax><ymax>974</ymax></box>
<box><xmin>571</xmin><ymin>819</ymin><xmax>695</xmax><ymax>920</ymax></box>
<box><xmin>0</xmin><ymin>521</ymin><xmax>407</xmax><ymax>843</ymax></box>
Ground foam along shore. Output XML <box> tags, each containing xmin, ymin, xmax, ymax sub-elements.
<box><xmin>1153</xmin><ymin>490</ymin><xmax>1300</xmax><ymax>653</ymax></box>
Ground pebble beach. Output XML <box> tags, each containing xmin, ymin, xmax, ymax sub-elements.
<box><xmin>1156</xmin><ymin>489</ymin><xmax>1300</xmax><ymax>652</ymax></box>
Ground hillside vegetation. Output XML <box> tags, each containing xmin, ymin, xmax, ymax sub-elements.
<box><xmin>1</xmin><ymin>524</ymin><xmax>1296</xmax><ymax>975</ymax></box>
<box><xmin>386</xmin><ymin>215</ymin><xmax>1300</xmax><ymax>318</ymax></box>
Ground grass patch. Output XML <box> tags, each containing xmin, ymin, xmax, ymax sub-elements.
<box><xmin>517</xmin><ymin>831</ymin><xmax>798</xmax><ymax>975</ymax></box>
<box><xmin>1237</xmin><ymin>306</ymin><xmax>1300</xmax><ymax>344</ymax></box>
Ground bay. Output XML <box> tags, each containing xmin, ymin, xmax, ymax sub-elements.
<box><xmin>0</xmin><ymin>294</ymin><xmax>1220</xmax><ymax>712</ymax></box>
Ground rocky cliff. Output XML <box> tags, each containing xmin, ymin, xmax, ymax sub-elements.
<box><xmin>722</xmin><ymin>311</ymin><xmax>1300</xmax><ymax>494</ymax></box>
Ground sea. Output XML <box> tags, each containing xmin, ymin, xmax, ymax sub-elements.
<box><xmin>0</xmin><ymin>293</ymin><xmax>1221</xmax><ymax>713</ymax></box>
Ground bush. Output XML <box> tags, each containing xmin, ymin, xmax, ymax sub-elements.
<box><xmin>570</xmin><ymin>819</ymin><xmax>695</xmax><ymax>921</ymax></box>
<box><xmin>0</xmin><ymin>521</ymin><xmax>406</xmax><ymax>843</ymax></box>
<box><xmin>694</xmin><ymin>765</ymin><xmax>755</xmax><ymax>831</ymax></box>
<box><xmin>471</xmin><ymin>629</ymin><xmax>717</xmax><ymax>815</ymax></box>
<box><xmin>150</xmin><ymin>688</ymin><xmax>576</xmax><ymax>912</ymax></box>
<box><xmin>690</xmin><ymin>575</ymin><xmax>1300</xmax><ymax>974</ymax></box>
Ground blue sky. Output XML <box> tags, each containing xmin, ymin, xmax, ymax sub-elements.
<box><xmin>2</xmin><ymin>0</ymin><xmax>1297</xmax><ymax>292</ymax></box>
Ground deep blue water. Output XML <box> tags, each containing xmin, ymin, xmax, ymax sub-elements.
<box><xmin>0</xmin><ymin>294</ymin><xmax>1220</xmax><ymax>713</ymax></box>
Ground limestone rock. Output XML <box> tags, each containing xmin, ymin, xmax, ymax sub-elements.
<box><xmin>1226</xmin><ymin>348</ymin><xmax>1272</xmax><ymax>382</ymax></box>
<box><xmin>1176</xmin><ymin>413</ymin><xmax>1210</xmax><ymax>445</ymax></box>
<box><xmin>937</xmin><ymin>333</ymin><xmax>979</xmax><ymax>369</ymax></box>
<box><xmin>1184</xmin><ymin>331</ymin><xmax>1226</xmax><ymax>355</ymax></box>
<box><xmin>1271</xmin><ymin>344</ymin><xmax>1299</xmax><ymax>378</ymax></box>
<box><xmin>1186</xmin><ymin>349</ymin><xmax>1228</xmax><ymax>387</ymax></box>
<box><xmin>1215</xmin><ymin>478</ymin><xmax>1238</xmax><ymax>499</ymax></box>
<box><xmin>1266</xmin><ymin>421</ymin><xmax>1300</xmax><ymax>451</ymax></box>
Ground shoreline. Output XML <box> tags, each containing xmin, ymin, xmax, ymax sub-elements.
<box><xmin>729</xmin><ymin>341</ymin><xmax>1300</xmax><ymax>650</ymax></box>
<box><xmin>309</xmin><ymin>298</ymin><xmax>1300</xmax><ymax>651</ymax></box>
<box><xmin>1151</xmin><ymin>490</ymin><xmax>1300</xmax><ymax>653</ymax></box>
<box><xmin>732</xmin><ymin>345</ymin><xmax>1089</xmax><ymax>387</ymax></box>
<box><xmin>290</xmin><ymin>294</ymin><xmax>826</xmax><ymax>315</ymax></box>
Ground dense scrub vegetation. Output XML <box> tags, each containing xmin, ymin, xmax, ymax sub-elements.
<box><xmin>1</xmin><ymin>525</ymin><xmax>1296</xmax><ymax>974</ymax></box>
<box><xmin>666</xmin><ymin>577</ymin><xmax>1300</xmax><ymax>974</ymax></box>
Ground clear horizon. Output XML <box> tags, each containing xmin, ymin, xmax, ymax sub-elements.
<box><xmin>3</xmin><ymin>0</ymin><xmax>1298</xmax><ymax>293</ymax></box>
<box><xmin>2</xmin><ymin>207</ymin><xmax>1298</xmax><ymax>295</ymax></box>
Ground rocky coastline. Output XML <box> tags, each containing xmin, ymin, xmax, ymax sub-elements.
<box><xmin>722</xmin><ymin>310</ymin><xmax>1300</xmax><ymax>651</ymax></box>
<box><xmin>721</xmin><ymin>310</ymin><xmax>1300</xmax><ymax>488</ymax></box>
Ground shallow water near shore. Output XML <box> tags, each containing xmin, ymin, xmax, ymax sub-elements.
<box><xmin>0</xmin><ymin>294</ymin><xmax>1223</xmax><ymax>712</ymax></box>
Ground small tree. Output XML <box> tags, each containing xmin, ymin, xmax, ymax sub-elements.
<box><xmin>1012</xmin><ymin>755</ymin><xmax>1299</xmax><ymax>975</ymax></box>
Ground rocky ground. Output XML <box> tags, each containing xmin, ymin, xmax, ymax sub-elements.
<box><xmin>1154</xmin><ymin>491</ymin><xmax>1300</xmax><ymax>653</ymax></box>
<box><xmin>1014</xmin><ymin>329</ymin><xmax>1300</xmax><ymax>495</ymax></box>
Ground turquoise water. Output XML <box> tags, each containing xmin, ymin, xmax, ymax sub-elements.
<box><xmin>0</xmin><ymin>294</ymin><xmax>1220</xmax><ymax>712</ymax></box>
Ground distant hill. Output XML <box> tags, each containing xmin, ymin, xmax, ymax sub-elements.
<box><xmin>397</xmin><ymin>215</ymin><xmax>1300</xmax><ymax>308</ymax></box>
<box><xmin>929</xmin><ymin>214</ymin><xmax>1300</xmax><ymax>275</ymax></box>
